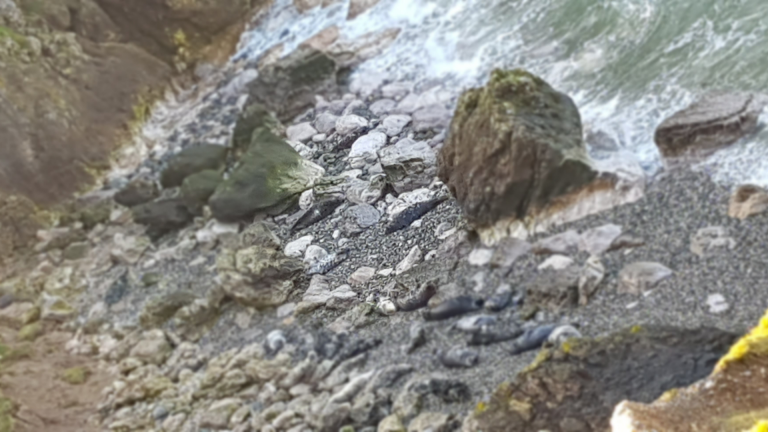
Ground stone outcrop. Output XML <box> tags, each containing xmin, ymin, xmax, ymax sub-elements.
<box><xmin>610</xmin><ymin>310</ymin><xmax>768</xmax><ymax>432</ymax></box>
<box><xmin>247</xmin><ymin>45</ymin><xmax>339</xmax><ymax>122</ymax></box>
<box><xmin>463</xmin><ymin>326</ymin><xmax>736</xmax><ymax>432</ymax></box>
<box><xmin>654</xmin><ymin>92</ymin><xmax>768</xmax><ymax>163</ymax></box>
<box><xmin>216</xmin><ymin>222</ymin><xmax>303</xmax><ymax>308</ymax></box>
<box><xmin>209</xmin><ymin>126</ymin><xmax>324</xmax><ymax>222</ymax></box>
<box><xmin>728</xmin><ymin>184</ymin><xmax>768</xmax><ymax>219</ymax></box>
<box><xmin>438</xmin><ymin>69</ymin><xmax>642</xmax><ymax>244</ymax></box>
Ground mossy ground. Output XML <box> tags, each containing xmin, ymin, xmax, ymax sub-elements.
<box><xmin>60</xmin><ymin>366</ymin><xmax>90</xmax><ymax>385</ymax></box>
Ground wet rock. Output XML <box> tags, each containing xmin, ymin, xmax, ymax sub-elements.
<box><xmin>248</xmin><ymin>46</ymin><xmax>339</xmax><ymax>122</ymax></box>
<box><xmin>114</xmin><ymin>177</ymin><xmax>159</xmax><ymax>207</ymax></box>
<box><xmin>467</xmin><ymin>326</ymin><xmax>736</xmax><ymax>431</ymax></box>
<box><xmin>132</xmin><ymin>198</ymin><xmax>194</xmax><ymax>239</ymax></box>
<box><xmin>617</xmin><ymin>262</ymin><xmax>674</xmax><ymax>295</ymax></box>
<box><xmin>287</xmin><ymin>122</ymin><xmax>318</xmax><ymax>143</ymax></box>
<box><xmin>579</xmin><ymin>223</ymin><xmax>622</xmax><ymax>255</ymax></box>
<box><xmin>381</xmin><ymin>114</ymin><xmax>412</xmax><ymax>137</ymax></box>
<box><xmin>395</xmin><ymin>246</ymin><xmax>422</xmax><ymax>275</ymax></box>
<box><xmin>379</xmin><ymin>138</ymin><xmax>437</xmax><ymax>193</ymax></box>
<box><xmin>439</xmin><ymin>69</ymin><xmax>603</xmax><ymax>241</ymax></box>
<box><xmin>534</xmin><ymin>230</ymin><xmax>581</xmax><ymax>255</ymax></box>
<box><xmin>370</xmin><ymin>99</ymin><xmax>397</xmax><ymax>116</ymax></box>
<box><xmin>217</xmin><ymin>223</ymin><xmax>303</xmax><ymax>308</ymax></box>
<box><xmin>285</xmin><ymin>235</ymin><xmax>314</xmax><ymax>258</ymax></box>
<box><xmin>348</xmin><ymin>131</ymin><xmax>387</xmax><ymax>168</ymax></box>
<box><xmin>578</xmin><ymin>255</ymin><xmax>605</xmax><ymax>305</ymax></box>
<box><xmin>343</xmin><ymin>204</ymin><xmax>381</xmax><ymax>235</ymax></box>
<box><xmin>525</xmin><ymin>266</ymin><xmax>580</xmax><ymax>312</ymax></box>
<box><xmin>509</xmin><ymin>324</ymin><xmax>556</xmax><ymax>355</ymax></box>
<box><xmin>210</xmin><ymin>128</ymin><xmax>324</xmax><ymax>222</ymax></box>
<box><xmin>315</xmin><ymin>112</ymin><xmax>340</xmax><ymax>134</ymax></box>
<box><xmin>690</xmin><ymin>226</ymin><xmax>736</xmax><ymax>258</ymax></box>
<box><xmin>349</xmin><ymin>267</ymin><xmax>376</xmax><ymax>286</ymax></box>
<box><xmin>160</xmin><ymin>144</ymin><xmax>228</xmax><ymax>188</ymax></box>
<box><xmin>423</xmin><ymin>296</ymin><xmax>483</xmax><ymax>321</ymax></box>
<box><xmin>728</xmin><ymin>184</ymin><xmax>768</xmax><ymax>219</ymax></box>
<box><xmin>469</xmin><ymin>325</ymin><xmax>524</xmax><ymax>347</ymax></box>
<box><xmin>346</xmin><ymin>175</ymin><xmax>386</xmax><ymax>205</ymax></box>
<box><xmin>412</xmin><ymin>105</ymin><xmax>451</xmax><ymax>133</ymax></box>
<box><xmin>654</xmin><ymin>92</ymin><xmax>768</xmax><ymax>162</ymax></box>
<box><xmin>336</xmin><ymin>114</ymin><xmax>369</xmax><ymax>136</ymax></box>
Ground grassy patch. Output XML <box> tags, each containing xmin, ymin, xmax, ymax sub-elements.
<box><xmin>0</xmin><ymin>26</ymin><xmax>27</xmax><ymax>48</ymax></box>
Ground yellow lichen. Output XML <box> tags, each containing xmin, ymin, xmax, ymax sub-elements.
<box><xmin>61</xmin><ymin>366</ymin><xmax>90</xmax><ymax>385</ymax></box>
<box><xmin>658</xmin><ymin>388</ymin><xmax>678</xmax><ymax>403</ymax></box>
<box><xmin>716</xmin><ymin>310</ymin><xmax>768</xmax><ymax>372</ymax></box>
<box><xmin>630</xmin><ymin>325</ymin><xmax>643</xmax><ymax>334</ymax></box>
<box><xmin>474</xmin><ymin>401</ymin><xmax>487</xmax><ymax>415</ymax></box>
<box><xmin>522</xmin><ymin>349</ymin><xmax>552</xmax><ymax>373</ymax></box>
<box><xmin>747</xmin><ymin>420</ymin><xmax>768</xmax><ymax>432</ymax></box>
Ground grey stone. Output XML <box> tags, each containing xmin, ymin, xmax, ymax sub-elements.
<box><xmin>412</xmin><ymin>105</ymin><xmax>450</xmax><ymax>132</ymax></box>
<box><xmin>618</xmin><ymin>262</ymin><xmax>674</xmax><ymax>295</ymax></box>
<box><xmin>343</xmin><ymin>204</ymin><xmax>380</xmax><ymax>235</ymax></box>
<box><xmin>378</xmin><ymin>139</ymin><xmax>437</xmax><ymax>193</ymax></box>
<box><xmin>579</xmin><ymin>224</ymin><xmax>623</xmax><ymax>256</ymax></box>
<box><xmin>349</xmin><ymin>131</ymin><xmax>388</xmax><ymax>168</ymax></box>
<box><xmin>534</xmin><ymin>230</ymin><xmax>581</xmax><ymax>255</ymax></box>
<box><xmin>370</xmin><ymin>99</ymin><xmax>397</xmax><ymax>116</ymax></box>
<box><xmin>286</xmin><ymin>122</ymin><xmax>318</xmax><ymax>143</ymax></box>
<box><xmin>336</xmin><ymin>114</ymin><xmax>369</xmax><ymax>136</ymax></box>
<box><xmin>346</xmin><ymin>175</ymin><xmax>386</xmax><ymax>205</ymax></box>
<box><xmin>381</xmin><ymin>115</ymin><xmax>412</xmax><ymax>137</ymax></box>
<box><xmin>314</xmin><ymin>112</ymin><xmax>340</xmax><ymax>134</ymax></box>
<box><xmin>690</xmin><ymin>226</ymin><xmax>736</xmax><ymax>258</ymax></box>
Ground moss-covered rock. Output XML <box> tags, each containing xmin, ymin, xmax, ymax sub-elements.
<box><xmin>17</xmin><ymin>322</ymin><xmax>43</xmax><ymax>342</ymax></box>
<box><xmin>438</xmin><ymin>69</ymin><xmax>598</xmax><ymax>233</ymax></box>
<box><xmin>114</xmin><ymin>177</ymin><xmax>159</xmax><ymax>207</ymax></box>
<box><xmin>611</xmin><ymin>311</ymin><xmax>768</xmax><ymax>432</ymax></box>
<box><xmin>0</xmin><ymin>195</ymin><xmax>46</xmax><ymax>259</ymax></box>
<box><xmin>181</xmin><ymin>169</ymin><xmax>222</xmax><ymax>215</ymax></box>
<box><xmin>463</xmin><ymin>326</ymin><xmax>737</xmax><ymax>432</ymax></box>
<box><xmin>209</xmin><ymin>128</ymin><xmax>324</xmax><ymax>222</ymax></box>
<box><xmin>230</xmin><ymin>102</ymin><xmax>283</xmax><ymax>157</ymax></box>
<box><xmin>61</xmin><ymin>366</ymin><xmax>90</xmax><ymax>385</ymax></box>
<box><xmin>160</xmin><ymin>144</ymin><xmax>228</xmax><ymax>188</ymax></box>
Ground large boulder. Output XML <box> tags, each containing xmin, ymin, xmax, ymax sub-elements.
<box><xmin>180</xmin><ymin>169</ymin><xmax>222</xmax><ymax>215</ymax></box>
<box><xmin>209</xmin><ymin>128</ymin><xmax>324</xmax><ymax>222</ymax></box>
<box><xmin>160</xmin><ymin>144</ymin><xmax>228</xmax><ymax>188</ymax></box>
<box><xmin>216</xmin><ymin>222</ymin><xmax>303</xmax><ymax>308</ymax></box>
<box><xmin>610</xmin><ymin>311</ymin><xmax>768</xmax><ymax>432</ymax></box>
<box><xmin>654</xmin><ymin>92</ymin><xmax>768</xmax><ymax>163</ymax></box>
<box><xmin>247</xmin><ymin>45</ymin><xmax>338</xmax><ymax>122</ymax></box>
<box><xmin>463</xmin><ymin>326</ymin><xmax>736</xmax><ymax>432</ymax></box>
<box><xmin>230</xmin><ymin>103</ymin><xmax>283</xmax><ymax>156</ymax></box>
<box><xmin>114</xmin><ymin>176</ymin><xmax>159</xmax><ymax>207</ymax></box>
<box><xmin>438</xmin><ymin>69</ymin><xmax>640</xmax><ymax>244</ymax></box>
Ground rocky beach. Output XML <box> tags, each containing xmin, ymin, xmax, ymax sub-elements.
<box><xmin>2</xmin><ymin>1</ymin><xmax>768</xmax><ymax>432</ymax></box>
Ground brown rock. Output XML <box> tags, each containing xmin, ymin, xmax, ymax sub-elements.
<box><xmin>654</xmin><ymin>92</ymin><xmax>768</xmax><ymax>163</ymax></box>
<box><xmin>464</xmin><ymin>326</ymin><xmax>736</xmax><ymax>432</ymax></box>
<box><xmin>348</xmin><ymin>0</ymin><xmax>381</xmax><ymax>19</ymax></box>
<box><xmin>728</xmin><ymin>184</ymin><xmax>768</xmax><ymax>220</ymax></box>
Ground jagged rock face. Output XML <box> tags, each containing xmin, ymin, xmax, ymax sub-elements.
<box><xmin>464</xmin><ymin>326</ymin><xmax>737</xmax><ymax>432</ymax></box>
<box><xmin>247</xmin><ymin>45</ymin><xmax>339</xmax><ymax>122</ymax></box>
<box><xmin>654</xmin><ymin>92</ymin><xmax>768</xmax><ymax>163</ymax></box>
<box><xmin>216</xmin><ymin>222</ymin><xmax>303</xmax><ymax>308</ymax></box>
<box><xmin>610</xmin><ymin>311</ymin><xmax>768</xmax><ymax>432</ymax></box>
<box><xmin>209</xmin><ymin>127</ymin><xmax>324</xmax><ymax>222</ymax></box>
<box><xmin>438</xmin><ymin>69</ymin><xmax>598</xmax><ymax>231</ymax></box>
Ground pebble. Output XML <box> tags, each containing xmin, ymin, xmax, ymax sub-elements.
<box><xmin>423</xmin><ymin>296</ymin><xmax>484</xmax><ymax>321</ymax></box>
<box><xmin>438</xmin><ymin>347</ymin><xmax>479</xmax><ymax>368</ymax></box>
<box><xmin>285</xmin><ymin>236</ymin><xmax>314</xmax><ymax>258</ymax></box>
<box><xmin>377</xmin><ymin>299</ymin><xmax>397</xmax><ymax>316</ymax></box>
<box><xmin>618</xmin><ymin>262</ymin><xmax>674</xmax><ymax>295</ymax></box>
<box><xmin>369</xmin><ymin>99</ymin><xmax>396</xmax><ymax>116</ymax></box>
<box><xmin>485</xmin><ymin>284</ymin><xmax>513</xmax><ymax>312</ymax></box>
<box><xmin>690</xmin><ymin>226</ymin><xmax>736</xmax><ymax>258</ymax></box>
<box><xmin>348</xmin><ymin>267</ymin><xmax>376</xmax><ymax>286</ymax></box>
<box><xmin>286</xmin><ymin>122</ymin><xmax>317</xmax><ymax>143</ymax></box>
<box><xmin>380</xmin><ymin>114</ymin><xmax>412</xmax><ymax>136</ymax></box>
<box><xmin>335</xmin><ymin>115</ymin><xmax>368</xmax><ymax>136</ymax></box>
<box><xmin>538</xmin><ymin>255</ymin><xmax>575</xmax><ymax>271</ymax></box>
<box><xmin>452</xmin><ymin>315</ymin><xmax>497</xmax><ymax>334</ymax></box>
<box><xmin>304</xmin><ymin>245</ymin><xmax>329</xmax><ymax>266</ymax></box>
<box><xmin>468</xmin><ymin>248</ymin><xmax>493</xmax><ymax>267</ymax></box>
<box><xmin>395</xmin><ymin>246</ymin><xmax>422</xmax><ymax>275</ymax></box>
<box><xmin>707</xmin><ymin>293</ymin><xmax>729</xmax><ymax>314</ymax></box>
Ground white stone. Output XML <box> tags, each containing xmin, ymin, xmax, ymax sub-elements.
<box><xmin>335</xmin><ymin>114</ymin><xmax>368</xmax><ymax>136</ymax></box>
<box><xmin>286</xmin><ymin>122</ymin><xmax>317</xmax><ymax>143</ymax></box>
<box><xmin>377</xmin><ymin>268</ymin><xmax>394</xmax><ymax>277</ymax></box>
<box><xmin>538</xmin><ymin>255</ymin><xmax>575</xmax><ymax>271</ymax></box>
<box><xmin>468</xmin><ymin>248</ymin><xmax>493</xmax><ymax>266</ymax></box>
<box><xmin>285</xmin><ymin>236</ymin><xmax>314</xmax><ymax>258</ymax></box>
<box><xmin>304</xmin><ymin>245</ymin><xmax>329</xmax><ymax>265</ymax></box>
<box><xmin>618</xmin><ymin>262</ymin><xmax>673</xmax><ymax>295</ymax></box>
<box><xmin>395</xmin><ymin>246</ymin><xmax>422</xmax><ymax>275</ymax></box>
<box><xmin>707</xmin><ymin>293</ymin><xmax>729</xmax><ymax>314</ymax></box>
<box><xmin>380</xmin><ymin>114</ymin><xmax>412</xmax><ymax>137</ymax></box>
<box><xmin>348</xmin><ymin>131</ymin><xmax>388</xmax><ymax>168</ymax></box>
<box><xmin>377</xmin><ymin>299</ymin><xmax>397</xmax><ymax>316</ymax></box>
<box><xmin>579</xmin><ymin>224</ymin><xmax>623</xmax><ymax>256</ymax></box>
<box><xmin>196</xmin><ymin>220</ymin><xmax>239</xmax><ymax>245</ymax></box>
<box><xmin>348</xmin><ymin>267</ymin><xmax>376</xmax><ymax>286</ymax></box>
<box><xmin>277</xmin><ymin>302</ymin><xmax>296</xmax><ymax>318</ymax></box>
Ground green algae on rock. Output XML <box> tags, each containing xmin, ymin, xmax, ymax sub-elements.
<box><xmin>209</xmin><ymin>127</ymin><xmax>324</xmax><ymax>222</ymax></box>
<box><xmin>16</xmin><ymin>322</ymin><xmax>43</xmax><ymax>342</ymax></box>
<box><xmin>181</xmin><ymin>169</ymin><xmax>223</xmax><ymax>215</ymax></box>
<box><xmin>462</xmin><ymin>326</ymin><xmax>736</xmax><ymax>432</ymax></box>
<box><xmin>160</xmin><ymin>144</ymin><xmax>228</xmax><ymax>188</ymax></box>
<box><xmin>60</xmin><ymin>366</ymin><xmax>91</xmax><ymax>385</ymax></box>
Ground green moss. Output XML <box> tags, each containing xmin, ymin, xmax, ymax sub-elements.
<box><xmin>61</xmin><ymin>366</ymin><xmax>90</xmax><ymax>385</ymax></box>
<box><xmin>0</xmin><ymin>26</ymin><xmax>27</xmax><ymax>48</ymax></box>
<box><xmin>0</xmin><ymin>394</ymin><xmax>15</xmax><ymax>432</ymax></box>
<box><xmin>17</xmin><ymin>322</ymin><xmax>42</xmax><ymax>342</ymax></box>
<box><xmin>0</xmin><ymin>344</ymin><xmax>32</xmax><ymax>363</ymax></box>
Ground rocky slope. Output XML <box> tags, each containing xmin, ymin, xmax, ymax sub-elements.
<box><xmin>1</xmin><ymin>5</ymin><xmax>768</xmax><ymax>432</ymax></box>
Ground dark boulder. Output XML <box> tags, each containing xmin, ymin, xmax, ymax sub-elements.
<box><xmin>181</xmin><ymin>169</ymin><xmax>222</xmax><ymax>215</ymax></box>
<box><xmin>132</xmin><ymin>198</ymin><xmax>194</xmax><ymax>239</ymax></box>
<box><xmin>160</xmin><ymin>144</ymin><xmax>228</xmax><ymax>188</ymax></box>
<box><xmin>114</xmin><ymin>177</ymin><xmax>159</xmax><ymax>207</ymax></box>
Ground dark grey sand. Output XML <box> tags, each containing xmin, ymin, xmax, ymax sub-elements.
<box><xmin>105</xmin><ymin>166</ymin><xmax>763</xmax><ymax>416</ymax></box>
